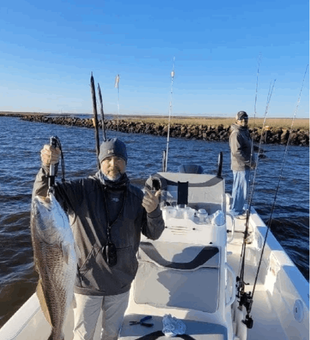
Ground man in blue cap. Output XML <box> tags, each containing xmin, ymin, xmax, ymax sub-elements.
<box><xmin>34</xmin><ymin>137</ymin><xmax>165</xmax><ymax>340</ymax></box>
<box><xmin>229</xmin><ymin>111</ymin><xmax>256</xmax><ymax>219</ymax></box>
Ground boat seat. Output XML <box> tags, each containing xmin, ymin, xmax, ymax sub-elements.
<box><xmin>119</xmin><ymin>314</ymin><xmax>227</xmax><ymax>340</ymax></box>
<box><xmin>133</xmin><ymin>242</ymin><xmax>220</xmax><ymax>313</ymax></box>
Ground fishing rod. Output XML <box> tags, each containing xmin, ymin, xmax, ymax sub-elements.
<box><xmin>237</xmin><ymin>78</ymin><xmax>276</xmax><ymax>282</ymax></box>
<box><xmin>48</xmin><ymin>136</ymin><xmax>65</xmax><ymax>193</ymax></box>
<box><xmin>115</xmin><ymin>74</ymin><xmax>120</xmax><ymax>132</ymax></box>
<box><xmin>164</xmin><ymin>57</ymin><xmax>175</xmax><ymax>172</ymax></box>
<box><xmin>98</xmin><ymin>83</ymin><xmax>107</xmax><ymax>141</ymax></box>
<box><xmin>90</xmin><ymin>73</ymin><xmax>101</xmax><ymax>170</ymax></box>
<box><xmin>249</xmin><ymin>53</ymin><xmax>262</xmax><ymax>166</ymax></box>
<box><xmin>245</xmin><ymin>54</ymin><xmax>262</xmax><ymax>212</ymax></box>
<box><xmin>236</xmin><ymin>78</ymin><xmax>276</xmax><ymax>329</ymax></box>
<box><xmin>253</xmin><ymin>54</ymin><xmax>261</xmax><ymax>124</ymax></box>
<box><xmin>242</xmin><ymin>79</ymin><xmax>276</xmax><ymax>230</ymax></box>
<box><xmin>243</xmin><ymin>64</ymin><xmax>309</xmax><ymax>323</ymax></box>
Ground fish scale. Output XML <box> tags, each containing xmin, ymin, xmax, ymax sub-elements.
<box><xmin>31</xmin><ymin>193</ymin><xmax>77</xmax><ymax>340</ymax></box>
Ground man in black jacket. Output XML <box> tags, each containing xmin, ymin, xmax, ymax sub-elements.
<box><xmin>33</xmin><ymin>137</ymin><xmax>165</xmax><ymax>340</ymax></box>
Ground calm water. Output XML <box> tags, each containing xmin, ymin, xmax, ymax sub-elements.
<box><xmin>0</xmin><ymin>116</ymin><xmax>309</xmax><ymax>327</ymax></box>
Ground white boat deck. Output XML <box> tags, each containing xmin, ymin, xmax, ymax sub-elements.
<box><xmin>227</xmin><ymin>226</ymin><xmax>288</xmax><ymax>340</ymax></box>
<box><xmin>227</xmin><ymin>217</ymin><xmax>309</xmax><ymax>340</ymax></box>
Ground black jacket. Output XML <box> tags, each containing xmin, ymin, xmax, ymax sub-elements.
<box><xmin>33</xmin><ymin>168</ymin><xmax>165</xmax><ymax>296</ymax></box>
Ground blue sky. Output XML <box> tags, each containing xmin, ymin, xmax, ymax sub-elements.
<box><xmin>0</xmin><ymin>0</ymin><xmax>308</xmax><ymax>118</ymax></box>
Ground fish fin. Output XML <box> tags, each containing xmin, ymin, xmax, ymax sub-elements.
<box><xmin>36</xmin><ymin>279</ymin><xmax>52</xmax><ymax>326</ymax></box>
<box><xmin>62</xmin><ymin>243</ymin><xmax>70</xmax><ymax>265</ymax></box>
<box><xmin>71</xmin><ymin>294</ymin><xmax>77</xmax><ymax>309</ymax></box>
<box><xmin>34</xmin><ymin>260</ymin><xmax>39</xmax><ymax>274</ymax></box>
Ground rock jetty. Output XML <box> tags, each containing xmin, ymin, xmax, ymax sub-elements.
<box><xmin>19</xmin><ymin>115</ymin><xmax>309</xmax><ymax>146</ymax></box>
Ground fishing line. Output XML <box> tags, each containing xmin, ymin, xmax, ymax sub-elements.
<box><xmin>246</xmin><ymin>79</ymin><xmax>276</xmax><ymax>211</ymax></box>
<box><xmin>253</xmin><ymin>53</ymin><xmax>262</xmax><ymax>124</ymax></box>
<box><xmin>164</xmin><ymin>57</ymin><xmax>175</xmax><ymax>172</ymax></box>
<box><xmin>238</xmin><ymin>64</ymin><xmax>308</xmax><ymax>327</ymax></box>
<box><xmin>249</xmin><ymin>64</ymin><xmax>309</xmax><ymax>304</ymax></box>
<box><xmin>236</xmin><ymin>79</ymin><xmax>276</xmax><ymax>327</ymax></box>
<box><xmin>233</xmin><ymin>53</ymin><xmax>261</xmax><ymax>228</ymax></box>
<box><xmin>247</xmin><ymin>54</ymin><xmax>262</xmax><ymax>218</ymax></box>
<box><xmin>238</xmin><ymin>79</ymin><xmax>276</xmax><ymax>285</ymax></box>
<box><xmin>249</xmin><ymin>53</ymin><xmax>262</xmax><ymax>161</ymax></box>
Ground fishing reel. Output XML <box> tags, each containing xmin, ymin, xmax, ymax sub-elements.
<box><xmin>48</xmin><ymin>136</ymin><xmax>65</xmax><ymax>193</ymax></box>
<box><xmin>236</xmin><ymin>276</ymin><xmax>254</xmax><ymax>329</ymax></box>
<box><xmin>239</xmin><ymin>291</ymin><xmax>254</xmax><ymax>328</ymax></box>
<box><xmin>243</xmin><ymin>314</ymin><xmax>254</xmax><ymax>329</ymax></box>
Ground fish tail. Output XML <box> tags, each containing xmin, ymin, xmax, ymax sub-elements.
<box><xmin>48</xmin><ymin>329</ymin><xmax>64</xmax><ymax>340</ymax></box>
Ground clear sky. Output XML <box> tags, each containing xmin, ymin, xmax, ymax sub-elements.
<box><xmin>0</xmin><ymin>0</ymin><xmax>308</xmax><ymax>118</ymax></box>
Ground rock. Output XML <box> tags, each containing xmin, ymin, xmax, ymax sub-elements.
<box><xmin>16</xmin><ymin>115</ymin><xmax>308</xmax><ymax>146</ymax></box>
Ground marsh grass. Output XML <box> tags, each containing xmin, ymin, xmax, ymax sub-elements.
<box><xmin>123</xmin><ymin>116</ymin><xmax>309</xmax><ymax>130</ymax></box>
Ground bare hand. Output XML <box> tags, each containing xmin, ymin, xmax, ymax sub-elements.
<box><xmin>142</xmin><ymin>188</ymin><xmax>161</xmax><ymax>213</ymax></box>
<box><xmin>41</xmin><ymin>144</ymin><xmax>61</xmax><ymax>166</ymax></box>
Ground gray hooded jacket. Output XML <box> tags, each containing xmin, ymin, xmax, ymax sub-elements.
<box><xmin>229</xmin><ymin>124</ymin><xmax>254</xmax><ymax>171</ymax></box>
<box><xmin>33</xmin><ymin>167</ymin><xmax>165</xmax><ymax>296</ymax></box>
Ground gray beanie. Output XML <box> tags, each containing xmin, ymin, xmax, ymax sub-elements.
<box><xmin>236</xmin><ymin>111</ymin><xmax>248</xmax><ymax>121</ymax></box>
<box><xmin>98</xmin><ymin>138</ymin><xmax>128</xmax><ymax>163</ymax></box>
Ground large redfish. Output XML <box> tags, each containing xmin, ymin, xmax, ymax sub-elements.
<box><xmin>31</xmin><ymin>193</ymin><xmax>77</xmax><ymax>340</ymax></box>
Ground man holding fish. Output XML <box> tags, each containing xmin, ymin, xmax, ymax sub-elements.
<box><xmin>33</xmin><ymin>137</ymin><xmax>165</xmax><ymax>340</ymax></box>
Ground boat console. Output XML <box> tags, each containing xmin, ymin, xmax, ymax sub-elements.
<box><xmin>119</xmin><ymin>171</ymin><xmax>236</xmax><ymax>340</ymax></box>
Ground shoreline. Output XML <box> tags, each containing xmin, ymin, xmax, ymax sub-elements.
<box><xmin>1</xmin><ymin>112</ymin><xmax>309</xmax><ymax>146</ymax></box>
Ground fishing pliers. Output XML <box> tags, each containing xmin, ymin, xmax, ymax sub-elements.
<box><xmin>129</xmin><ymin>315</ymin><xmax>153</xmax><ymax>327</ymax></box>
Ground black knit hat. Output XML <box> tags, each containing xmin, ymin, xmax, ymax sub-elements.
<box><xmin>236</xmin><ymin>111</ymin><xmax>248</xmax><ymax>121</ymax></box>
<box><xmin>98</xmin><ymin>138</ymin><xmax>127</xmax><ymax>163</ymax></box>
